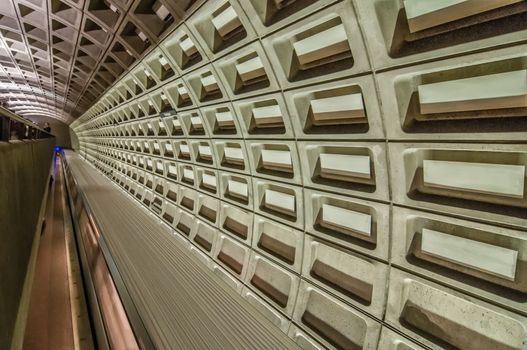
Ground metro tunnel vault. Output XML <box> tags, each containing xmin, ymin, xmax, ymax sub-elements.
<box><xmin>1</xmin><ymin>0</ymin><xmax>527</xmax><ymax>349</ymax></box>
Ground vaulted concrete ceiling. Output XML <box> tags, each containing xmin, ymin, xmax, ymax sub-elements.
<box><xmin>0</xmin><ymin>0</ymin><xmax>195</xmax><ymax>123</ymax></box>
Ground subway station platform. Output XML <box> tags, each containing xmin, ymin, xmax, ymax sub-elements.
<box><xmin>1</xmin><ymin>0</ymin><xmax>527</xmax><ymax>349</ymax></box>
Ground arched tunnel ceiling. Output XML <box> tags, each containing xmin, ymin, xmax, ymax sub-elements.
<box><xmin>0</xmin><ymin>0</ymin><xmax>196</xmax><ymax>124</ymax></box>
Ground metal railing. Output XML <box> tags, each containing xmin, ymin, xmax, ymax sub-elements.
<box><xmin>0</xmin><ymin>106</ymin><xmax>53</xmax><ymax>141</ymax></box>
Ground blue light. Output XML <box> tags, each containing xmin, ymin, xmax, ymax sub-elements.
<box><xmin>55</xmin><ymin>146</ymin><xmax>61</xmax><ymax>152</ymax></box>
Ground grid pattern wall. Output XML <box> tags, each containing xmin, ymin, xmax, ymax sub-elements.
<box><xmin>0</xmin><ymin>0</ymin><xmax>201</xmax><ymax>121</ymax></box>
<box><xmin>70</xmin><ymin>0</ymin><xmax>527</xmax><ymax>349</ymax></box>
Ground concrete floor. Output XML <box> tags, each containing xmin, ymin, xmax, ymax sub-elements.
<box><xmin>22</xmin><ymin>156</ymin><xmax>74</xmax><ymax>350</ymax></box>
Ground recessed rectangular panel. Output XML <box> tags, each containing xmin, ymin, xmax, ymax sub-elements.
<box><xmin>253</xmin><ymin>105</ymin><xmax>283</xmax><ymax>126</ymax></box>
<box><xmin>242</xmin><ymin>289</ymin><xmax>289</xmax><ymax>331</ymax></box>
<box><xmin>307</xmin><ymin>240</ymin><xmax>377</xmax><ymax>306</ymax></box>
<box><xmin>202</xmin><ymin>173</ymin><xmax>217</xmax><ymax>189</ymax></box>
<box><xmin>261</xmin><ymin>149</ymin><xmax>292</xmax><ymax>171</ymax></box>
<box><xmin>265</xmin><ymin>189</ymin><xmax>295</xmax><ymax>215</ymax></box>
<box><xmin>224</xmin><ymin>217</ymin><xmax>248</xmax><ymax>240</ymax></box>
<box><xmin>216</xmin><ymin>111</ymin><xmax>235</xmax><ymax>126</ymax></box>
<box><xmin>418</xmin><ymin>70</ymin><xmax>527</xmax><ymax>114</ymax></box>
<box><xmin>421</xmin><ymin>228</ymin><xmax>518</xmax><ymax>280</ymax></box>
<box><xmin>199</xmin><ymin>145</ymin><xmax>213</xmax><ymax>158</ymax></box>
<box><xmin>180</xmin><ymin>36</ymin><xmax>197</xmax><ymax>56</ymax></box>
<box><xmin>404</xmin><ymin>0</ymin><xmax>523</xmax><ymax>33</ymax></box>
<box><xmin>191</xmin><ymin>116</ymin><xmax>203</xmax><ymax>128</ymax></box>
<box><xmin>211</xmin><ymin>5</ymin><xmax>241</xmax><ymax>37</ymax></box>
<box><xmin>177</xmin><ymin>85</ymin><xmax>189</xmax><ymax>97</ymax></box>
<box><xmin>168</xmin><ymin>165</ymin><xmax>178</xmax><ymax>178</ymax></box>
<box><xmin>217</xmin><ymin>236</ymin><xmax>246</xmax><ymax>276</ymax></box>
<box><xmin>201</xmin><ymin>74</ymin><xmax>219</xmax><ymax>92</ymax></box>
<box><xmin>159</xmin><ymin>56</ymin><xmax>170</xmax><ymax>69</ymax></box>
<box><xmin>319</xmin><ymin>153</ymin><xmax>371</xmax><ymax>180</ymax></box>
<box><xmin>228</xmin><ymin>179</ymin><xmax>248</xmax><ymax>198</ymax></box>
<box><xmin>183</xmin><ymin>168</ymin><xmax>194</xmax><ymax>181</ymax></box>
<box><xmin>194</xmin><ymin>225</ymin><xmax>215</xmax><ymax>252</ymax></box>
<box><xmin>293</xmin><ymin>24</ymin><xmax>349</xmax><ymax>66</ymax></box>
<box><xmin>296</xmin><ymin>285</ymin><xmax>371</xmax><ymax>349</ymax></box>
<box><xmin>310</xmin><ymin>93</ymin><xmax>365</xmax><ymax>124</ymax></box>
<box><xmin>180</xmin><ymin>143</ymin><xmax>190</xmax><ymax>154</ymax></box>
<box><xmin>423</xmin><ymin>160</ymin><xmax>525</xmax><ymax>198</ymax></box>
<box><xmin>258</xmin><ymin>233</ymin><xmax>296</xmax><ymax>265</ymax></box>
<box><xmin>224</xmin><ymin>146</ymin><xmax>244</xmax><ymax>164</ymax></box>
<box><xmin>321</xmin><ymin>204</ymin><xmax>371</xmax><ymax>237</ymax></box>
<box><xmin>395</xmin><ymin>276</ymin><xmax>527</xmax><ymax>349</ymax></box>
<box><xmin>249</xmin><ymin>256</ymin><xmax>294</xmax><ymax>309</ymax></box>
<box><xmin>236</xmin><ymin>56</ymin><xmax>265</xmax><ymax>82</ymax></box>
